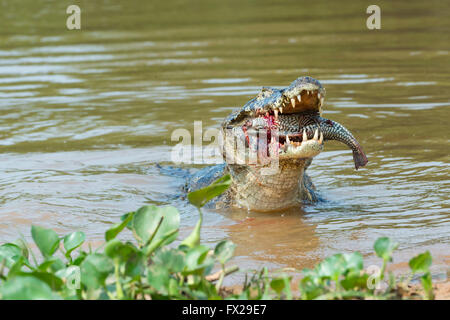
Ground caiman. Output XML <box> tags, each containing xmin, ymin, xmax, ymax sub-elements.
<box><xmin>185</xmin><ymin>76</ymin><xmax>368</xmax><ymax>212</ymax></box>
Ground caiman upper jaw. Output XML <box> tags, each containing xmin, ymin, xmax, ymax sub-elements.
<box><xmin>223</xmin><ymin>76</ymin><xmax>326</xmax><ymax>127</ymax></box>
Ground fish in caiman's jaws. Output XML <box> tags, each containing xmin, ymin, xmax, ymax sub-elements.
<box><xmin>185</xmin><ymin>76</ymin><xmax>368</xmax><ymax>212</ymax></box>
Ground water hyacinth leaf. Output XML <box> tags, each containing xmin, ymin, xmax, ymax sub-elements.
<box><xmin>49</xmin><ymin>257</ymin><xmax>65</xmax><ymax>273</ymax></box>
<box><xmin>105</xmin><ymin>212</ymin><xmax>135</xmax><ymax>241</ymax></box>
<box><xmin>340</xmin><ymin>273</ymin><xmax>369</xmax><ymax>291</ymax></box>
<box><xmin>38</xmin><ymin>258</ymin><xmax>58</xmax><ymax>272</ymax></box>
<box><xmin>147</xmin><ymin>265</ymin><xmax>170</xmax><ymax>295</ymax></box>
<box><xmin>420</xmin><ymin>272</ymin><xmax>434</xmax><ymax>300</ymax></box>
<box><xmin>63</xmin><ymin>231</ymin><xmax>85</xmax><ymax>258</ymax></box>
<box><xmin>0</xmin><ymin>276</ymin><xmax>60</xmax><ymax>300</ymax></box>
<box><xmin>13</xmin><ymin>238</ymin><xmax>29</xmax><ymax>259</ymax></box>
<box><xmin>343</xmin><ymin>252</ymin><xmax>364</xmax><ymax>272</ymax></box>
<box><xmin>132</xmin><ymin>205</ymin><xmax>179</xmax><ymax>247</ymax></box>
<box><xmin>124</xmin><ymin>250</ymin><xmax>145</xmax><ymax>278</ymax></box>
<box><xmin>374</xmin><ymin>237</ymin><xmax>398</xmax><ymax>261</ymax></box>
<box><xmin>180</xmin><ymin>219</ymin><xmax>201</xmax><ymax>249</ymax></box>
<box><xmin>409</xmin><ymin>251</ymin><xmax>432</xmax><ymax>274</ymax></box>
<box><xmin>316</xmin><ymin>254</ymin><xmax>347</xmax><ymax>280</ymax></box>
<box><xmin>104</xmin><ymin>239</ymin><xmax>138</xmax><ymax>262</ymax></box>
<box><xmin>120</xmin><ymin>212</ymin><xmax>135</xmax><ymax>230</ymax></box>
<box><xmin>187</xmin><ymin>174</ymin><xmax>232</xmax><ymax>208</ymax></box>
<box><xmin>152</xmin><ymin>248</ymin><xmax>185</xmax><ymax>273</ymax></box>
<box><xmin>184</xmin><ymin>245</ymin><xmax>213</xmax><ymax>274</ymax></box>
<box><xmin>55</xmin><ymin>266</ymin><xmax>80</xmax><ymax>283</ymax></box>
<box><xmin>7</xmin><ymin>256</ymin><xmax>26</xmax><ymax>277</ymax></box>
<box><xmin>37</xmin><ymin>257</ymin><xmax>65</xmax><ymax>273</ymax></box>
<box><xmin>270</xmin><ymin>278</ymin><xmax>286</xmax><ymax>294</ymax></box>
<box><xmin>80</xmin><ymin>254</ymin><xmax>114</xmax><ymax>289</ymax></box>
<box><xmin>28</xmin><ymin>272</ymin><xmax>64</xmax><ymax>291</ymax></box>
<box><xmin>0</xmin><ymin>243</ymin><xmax>24</xmax><ymax>268</ymax></box>
<box><xmin>145</xmin><ymin>229</ymin><xmax>179</xmax><ymax>257</ymax></box>
<box><xmin>214</xmin><ymin>240</ymin><xmax>236</xmax><ymax>265</ymax></box>
<box><xmin>31</xmin><ymin>225</ymin><xmax>60</xmax><ymax>258</ymax></box>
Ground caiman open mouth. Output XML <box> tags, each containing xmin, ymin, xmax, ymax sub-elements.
<box><xmin>227</xmin><ymin>81</ymin><xmax>326</xmax><ymax>159</ymax></box>
<box><xmin>254</xmin><ymin>89</ymin><xmax>324</xmax><ymax>116</ymax></box>
<box><xmin>222</xmin><ymin>76</ymin><xmax>368</xmax><ymax>169</ymax></box>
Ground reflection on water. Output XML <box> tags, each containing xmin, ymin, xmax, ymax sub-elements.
<box><xmin>0</xmin><ymin>0</ymin><xmax>449</xmax><ymax>281</ymax></box>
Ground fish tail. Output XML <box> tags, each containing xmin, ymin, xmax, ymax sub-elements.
<box><xmin>352</xmin><ymin>144</ymin><xmax>368</xmax><ymax>170</ymax></box>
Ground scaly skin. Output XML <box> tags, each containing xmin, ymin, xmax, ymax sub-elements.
<box><xmin>186</xmin><ymin>76</ymin><xmax>368</xmax><ymax>212</ymax></box>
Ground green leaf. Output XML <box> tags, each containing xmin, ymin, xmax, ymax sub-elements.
<box><xmin>13</xmin><ymin>238</ymin><xmax>30</xmax><ymax>260</ymax></box>
<box><xmin>340</xmin><ymin>273</ymin><xmax>370</xmax><ymax>291</ymax></box>
<box><xmin>270</xmin><ymin>278</ymin><xmax>286</xmax><ymax>294</ymax></box>
<box><xmin>49</xmin><ymin>258</ymin><xmax>65</xmax><ymax>273</ymax></box>
<box><xmin>420</xmin><ymin>272</ymin><xmax>434</xmax><ymax>300</ymax></box>
<box><xmin>64</xmin><ymin>231</ymin><xmax>85</xmax><ymax>258</ymax></box>
<box><xmin>145</xmin><ymin>229</ymin><xmax>179</xmax><ymax>256</ymax></box>
<box><xmin>7</xmin><ymin>256</ymin><xmax>26</xmax><ymax>277</ymax></box>
<box><xmin>131</xmin><ymin>205</ymin><xmax>179</xmax><ymax>247</ymax></box>
<box><xmin>0</xmin><ymin>243</ymin><xmax>24</xmax><ymax>268</ymax></box>
<box><xmin>28</xmin><ymin>272</ymin><xmax>64</xmax><ymax>291</ymax></box>
<box><xmin>80</xmin><ymin>254</ymin><xmax>114</xmax><ymax>289</ymax></box>
<box><xmin>409</xmin><ymin>251</ymin><xmax>432</xmax><ymax>274</ymax></box>
<box><xmin>183</xmin><ymin>245</ymin><xmax>214</xmax><ymax>275</ymax></box>
<box><xmin>37</xmin><ymin>257</ymin><xmax>65</xmax><ymax>273</ymax></box>
<box><xmin>374</xmin><ymin>237</ymin><xmax>398</xmax><ymax>261</ymax></box>
<box><xmin>299</xmin><ymin>275</ymin><xmax>326</xmax><ymax>300</ymax></box>
<box><xmin>187</xmin><ymin>174</ymin><xmax>232</xmax><ymax>208</ymax></box>
<box><xmin>147</xmin><ymin>265</ymin><xmax>170</xmax><ymax>295</ymax></box>
<box><xmin>31</xmin><ymin>225</ymin><xmax>60</xmax><ymax>258</ymax></box>
<box><xmin>152</xmin><ymin>248</ymin><xmax>185</xmax><ymax>273</ymax></box>
<box><xmin>343</xmin><ymin>252</ymin><xmax>364</xmax><ymax>273</ymax></box>
<box><xmin>120</xmin><ymin>212</ymin><xmax>135</xmax><ymax>230</ymax></box>
<box><xmin>38</xmin><ymin>258</ymin><xmax>58</xmax><ymax>272</ymax></box>
<box><xmin>316</xmin><ymin>254</ymin><xmax>347</xmax><ymax>280</ymax></box>
<box><xmin>180</xmin><ymin>218</ymin><xmax>202</xmax><ymax>249</ymax></box>
<box><xmin>214</xmin><ymin>240</ymin><xmax>236</xmax><ymax>265</ymax></box>
<box><xmin>0</xmin><ymin>276</ymin><xmax>60</xmax><ymax>300</ymax></box>
<box><xmin>105</xmin><ymin>212</ymin><xmax>135</xmax><ymax>241</ymax></box>
<box><xmin>104</xmin><ymin>239</ymin><xmax>138</xmax><ymax>262</ymax></box>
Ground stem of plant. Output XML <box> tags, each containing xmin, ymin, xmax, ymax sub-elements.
<box><xmin>215</xmin><ymin>264</ymin><xmax>225</xmax><ymax>292</ymax></box>
<box><xmin>114</xmin><ymin>259</ymin><xmax>124</xmax><ymax>299</ymax></box>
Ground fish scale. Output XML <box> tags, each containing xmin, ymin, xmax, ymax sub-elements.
<box><xmin>277</xmin><ymin>114</ymin><xmax>368</xmax><ymax>169</ymax></box>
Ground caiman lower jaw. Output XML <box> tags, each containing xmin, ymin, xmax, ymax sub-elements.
<box><xmin>277</xmin><ymin>129</ymin><xmax>324</xmax><ymax>159</ymax></box>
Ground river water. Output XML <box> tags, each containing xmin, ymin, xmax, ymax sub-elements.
<box><xmin>0</xmin><ymin>0</ymin><xmax>449</xmax><ymax>282</ymax></box>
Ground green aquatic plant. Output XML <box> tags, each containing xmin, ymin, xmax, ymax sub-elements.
<box><xmin>0</xmin><ymin>173</ymin><xmax>436</xmax><ymax>300</ymax></box>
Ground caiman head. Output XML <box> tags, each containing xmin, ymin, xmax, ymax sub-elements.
<box><xmin>220</xmin><ymin>76</ymin><xmax>368</xmax><ymax>212</ymax></box>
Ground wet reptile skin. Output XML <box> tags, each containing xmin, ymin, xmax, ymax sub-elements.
<box><xmin>185</xmin><ymin>76</ymin><xmax>367</xmax><ymax>212</ymax></box>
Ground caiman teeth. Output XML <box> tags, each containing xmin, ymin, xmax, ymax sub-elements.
<box><xmin>279</xmin><ymin>107</ymin><xmax>283</xmax><ymax>114</ymax></box>
<box><xmin>286</xmin><ymin>135</ymin><xmax>291</xmax><ymax>144</ymax></box>
<box><xmin>313</xmin><ymin>129</ymin><xmax>319</xmax><ymax>141</ymax></box>
<box><xmin>319</xmin><ymin>131</ymin><xmax>323</xmax><ymax>144</ymax></box>
<box><xmin>297</xmin><ymin>94</ymin><xmax>301</xmax><ymax>102</ymax></box>
<box><xmin>303</xmin><ymin>130</ymin><xmax>308</xmax><ymax>142</ymax></box>
<box><xmin>274</xmin><ymin>109</ymin><xmax>279</xmax><ymax>120</ymax></box>
<box><xmin>291</xmin><ymin>98</ymin><xmax>296</xmax><ymax>108</ymax></box>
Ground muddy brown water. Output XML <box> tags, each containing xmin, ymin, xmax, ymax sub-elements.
<box><xmin>0</xmin><ymin>1</ymin><xmax>449</xmax><ymax>285</ymax></box>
